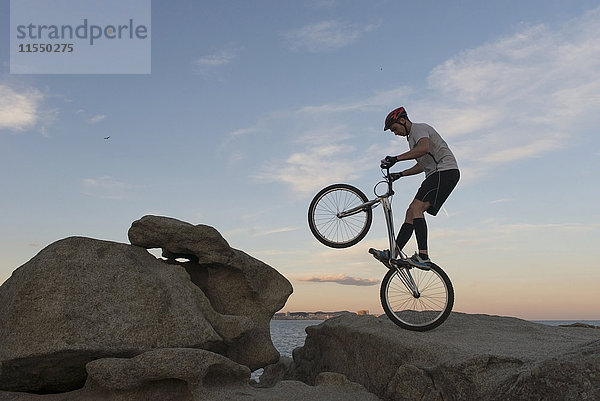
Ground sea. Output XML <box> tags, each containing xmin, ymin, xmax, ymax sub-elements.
<box><xmin>252</xmin><ymin>320</ymin><xmax>323</xmax><ymax>381</ymax></box>
<box><xmin>269</xmin><ymin>320</ymin><xmax>324</xmax><ymax>358</ymax></box>
<box><xmin>268</xmin><ymin>319</ymin><xmax>600</xmax><ymax>358</ymax></box>
<box><xmin>252</xmin><ymin>319</ymin><xmax>600</xmax><ymax>380</ymax></box>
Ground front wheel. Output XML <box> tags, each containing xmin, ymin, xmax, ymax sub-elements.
<box><xmin>380</xmin><ymin>263</ymin><xmax>454</xmax><ymax>331</ymax></box>
<box><xmin>308</xmin><ymin>183</ymin><xmax>373</xmax><ymax>248</ymax></box>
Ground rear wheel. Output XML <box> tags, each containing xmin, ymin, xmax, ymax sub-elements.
<box><xmin>380</xmin><ymin>263</ymin><xmax>454</xmax><ymax>331</ymax></box>
<box><xmin>308</xmin><ymin>184</ymin><xmax>372</xmax><ymax>248</ymax></box>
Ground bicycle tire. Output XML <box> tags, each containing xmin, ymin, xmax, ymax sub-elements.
<box><xmin>380</xmin><ymin>263</ymin><xmax>454</xmax><ymax>331</ymax></box>
<box><xmin>308</xmin><ymin>183</ymin><xmax>373</xmax><ymax>248</ymax></box>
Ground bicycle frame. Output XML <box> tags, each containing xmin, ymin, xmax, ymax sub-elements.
<box><xmin>338</xmin><ymin>168</ymin><xmax>420</xmax><ymax>296</ymax></box>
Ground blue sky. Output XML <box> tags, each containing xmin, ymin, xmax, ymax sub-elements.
<box><xmin>1</xmin><ymin>0</ymin><xmax>599</xmax><ymax>319</ymax></box>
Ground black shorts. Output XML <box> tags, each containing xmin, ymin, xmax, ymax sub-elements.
<box><xmin>415</xmin><ymin>169</ymin><xmax>460</xmax><ymax>216</ymax></box>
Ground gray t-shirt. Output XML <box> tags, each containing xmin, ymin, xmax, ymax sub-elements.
<box><xmin>407</xmin><ymin>123</ymin><xmax>458</xmax><ymax>177</ymax></box>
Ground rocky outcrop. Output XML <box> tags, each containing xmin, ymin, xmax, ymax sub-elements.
<box><xmin>0</xmin><ymin>349</ymin><xmax>379</xmax><ymax>401</ymax></box>
<box><xmin>3</xmin><ymin>214</ymin><xmax>598</xmax><ymax>400</ymax></box>
<box><xmin>0</xmin><ymin>216</ymin><xmax>292</xmax><ymax>394</ymax></box>
<box><xmin>128</xmin><ymin>216</ymin><xmax>293</xmax><ymax>370</ymax></box>
<box><xmin>292</xmin><ymin>313</ymin><xmax>600</xmax><ymax>401</ymax></box>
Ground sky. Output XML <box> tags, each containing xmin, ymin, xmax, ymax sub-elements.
<box><xmin>1</xmin><ymin>0</ymin><xmax>599</xmax><ymax>320</ymax></box>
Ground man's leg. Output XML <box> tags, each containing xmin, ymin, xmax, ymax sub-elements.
<box><xmin>395</xmin><ymin>222</ymin><xmax>413</xmax><ymax>253</ymax></box>
<box><xmin>405</xmin><ymin>199</ymin><xmax>431</xmax><ymax>266</ymax></box>
<box><xmin>398</xmin><ymin>198</ymin><xmax>431</xmax><ymax>270</ymax></box>
<box><xmin>413</xmin><ymin>217</ymin><xmax>428</xmax><ymax>258</ymax></box>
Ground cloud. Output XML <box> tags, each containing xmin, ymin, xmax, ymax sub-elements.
<box><xmin>423</xmin><ymin>8</ymin><xmax>600</xmax><ymax>180</ymax></box>
<box><xmin>492</xmin><ymin>222</ymin><xmax>599</xmax><ymax>235</ymax></box>
<box><xmin>225</xmin><ymin>226</ymin><xmax>300</xmax><ymax>238</ymax></box>
<box><xmin>254</xmin><ymin>141</ymin><xmax>364</xmax><ymax>194</ymax></box>
<box><xmin>491</xmin><ymin>138</ymin><xmax>561</xmax><ymax>163</ymax></box>
<box><xmin>298</xmin><ymin>274</ymin><xmax>379</xmax><ymax>286</ymax></box>
<box><xmin>256</xmin><ymin>227</ymin><xmax>299</xmax><ymax>236</ymax></box>
<box><xmin>293</xmin><ymin>87</ymin><xmax>411</xmax><ymax>116</ymax></box>
<box><xmin>282</xmin><ymin>20</ymin><xmax>379</xmax><ymax>52</ymax></box>
<box><xmin>81</xmin><ymin>176</ymin><xmax>134</xmax><ymax>200</ymax></box>
<box><xmin>430</xmin><ymin>220</ymin><xmax>600</xmax><ymax>254</ymax></box>
<box><xmin>232</xmin><ymin>7</ymin><xmax>600</xmax><ymax>193</ymax></box>
<box><xmin>0</xmin><ymin>84</ymin><xmax>44</xmax><ymax>131</ymax></box>
<box><xmin>428</xmin><ymin>16</ymin><xmax>600</xmax><ymax>111</ymax></box>
<box><xmin>195</xmin><ymin>47</ymin><xmax>240</xmax><ymax>67</ymax></box>
<box><xmin>229</xmin><ymin>127</ymin><xmax>261</xmax><ymax>137</ymax></box>
<box><xmin>490</xmin><ymin>198</ymin><xmax>514</xmax><ymax>204</ymax></box>
<box><xmin>88</xmin><ymin>114</ymin><xmax>107</xmax><ymax>124</ymax></box>
<box><xmin>235</xmin><ymin>87</ymin><xmax>411</xmax><ymax>193</ymax></box>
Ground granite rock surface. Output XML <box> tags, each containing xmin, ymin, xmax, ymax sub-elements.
<box><xmin>292</xmin><ymin>312</ymin><xmax>600</xmax><ymax>400</ymax></box>
<box><xmin>0</xmin><ymin>216</ymin><xmax>292</xmax><ymax>394</ymax></box>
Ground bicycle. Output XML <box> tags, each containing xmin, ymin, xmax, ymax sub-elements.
<box><xmin>307</xmin><ymin>162</ymin><xmax>454</xmax><ymax>331</ymax></box>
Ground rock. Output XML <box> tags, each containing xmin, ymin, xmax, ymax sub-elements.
<box><xmin>253</xmin><ymin>356</ymin><xmax>294</xmax><ymax>388</ymax></box>
<box><xmin>292</xmin><ymin>312</ymin><xmax>600</xmax><ymax>401</ymax></box>
<box><xmin>0</xmin><ymin>237</ymin><xmax>251</xmax><ymax>393</ymax></box>
<box><xmin>128</xmin><ymin>216</ymin><xmax>293</xmax><ymax>370</ymax></box>
<box><xmin>314</xmin><ymin>371</ymin><xmax>373</xmax><ymax>393</ymax></box>
<box><xmin>127</xmin><ymin>216</ymin><xmax>233</xmax><ymax>262</ymax></box>
<box><xmin>0</xmin><ymin>349</ymin><xmax>380</xmax><ymax>401</ymax></box>
<box><xmin>85</xmin><ymin>348</ymin><xmax>251</xmax><ymax>391</ymax></box>
<box><xmin>0</xmin><ymin>216</ymin><xmax>293</xmax><ymax>394</ymax></box>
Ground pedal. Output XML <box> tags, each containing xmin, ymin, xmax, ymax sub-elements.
<box><xmin>369</xmin><ymin>248</ymin><xmax>392</xmax><ymax>269</ymax></box>
<box><xmin>368</xmin><ymin>248</ymin><xmax>387</xmax><ymax>261</ymax></box>
<box><xmin>390</xmin><ymin>258</ymin><xmax>409</xmax><ymax>270</ymax></box>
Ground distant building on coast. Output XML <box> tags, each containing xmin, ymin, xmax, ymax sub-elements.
<box><xmin>273</xmin><ymin>310</ymin><xmax>372</xmax><ymax>320</ymax></box>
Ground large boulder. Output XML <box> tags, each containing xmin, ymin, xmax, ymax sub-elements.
<box><xmin>128</xmin><ymin>215</ymin><xmax>292</xmax><ymax>318</ymax></box>
<box><xmin>292</xmin><ymin>313</ymin><xmax>600</xmax><ymax>400</ymax></box>
<box><xmin>0</xmin><ymin>349</ymin><xmax>380</xmax><ymax>401</ymax></box>
<box><xmin>128</xmin><ymin>215</ymin><xmax>293</xmax><ymax>369</ymax></box>
<box><xmin>0</xmin><ymin>217</ymin><xmax>292</xmax><ymax>394</ymax></box>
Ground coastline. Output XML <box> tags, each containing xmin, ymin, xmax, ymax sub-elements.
<box><xmin>272</xmin><ymin>311</ymin><xmax>361</xmax><ymax>320</ymax></box>
<box><xmin>273</xmin><ymin>312</ymin><xmax>600</xmax><ymax>326</ymax></box>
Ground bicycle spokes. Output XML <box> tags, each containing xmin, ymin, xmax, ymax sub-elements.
<box><xmin>394</xmin><ymin>267</ymin><xmax>420</xmax><ymax>297</ymax></box>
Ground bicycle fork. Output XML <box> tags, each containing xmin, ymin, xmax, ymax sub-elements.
<box><xmin>381</xmin><ymin>197</ymin><xmax>421</xmax><ymax>298</ymax></box>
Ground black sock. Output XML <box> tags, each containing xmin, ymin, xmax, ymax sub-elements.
<box><xmin>413</xmin><ymin>217</ymin><xmax>428</xmax><ymax>255</ymax></box>
<box><xmin>396</xmin><ymin>223</ymin><xmax>413</xmax><ymax>251</ymax></box>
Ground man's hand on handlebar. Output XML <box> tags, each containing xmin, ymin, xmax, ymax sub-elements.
<box><xmin>380</xmin><ymin>155</ymin><xmax>398</xmax><ymax>169</ymax></box>
<box><xmin>390</xmin><ymin>172</ymin><xmax>403</xmax><ymax>181</ymax></box>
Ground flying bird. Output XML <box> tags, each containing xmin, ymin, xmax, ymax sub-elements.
<box><xmin>104</xmin><ymin>136</ymin><xmax>111</xmax><ymax>140</ymax></box>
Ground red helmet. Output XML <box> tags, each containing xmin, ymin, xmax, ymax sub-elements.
<box><xmin>384</xmin><ymin>107</ymin><xmax>407</xmax><ymax>131</ymax></box>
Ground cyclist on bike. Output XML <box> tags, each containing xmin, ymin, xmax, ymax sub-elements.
<box><xmin>372</xmin><ymin>106</ymin><xmax>460</xmax><ymax>269</ymax></box>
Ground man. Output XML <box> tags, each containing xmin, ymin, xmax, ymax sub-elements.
<box><xmin>371</xmin><ymin>106</ymin><xmax>459</xmax><ymax>269</ymax></box>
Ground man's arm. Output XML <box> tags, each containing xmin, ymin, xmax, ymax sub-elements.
<box><xmin>395</xmin><ymin>138</ymin><xmax>430</xmax><ymax>162</ymax></box>
<box><xmin>399</xmin><ymin>163</ymin><xmax>424</xmax><ymax>177</ymax></box>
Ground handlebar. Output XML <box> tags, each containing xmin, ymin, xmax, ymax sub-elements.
<box><xmin>377</xmin><ymin>166</ymin><xmax>396</xmax><ymax>198</ymax></box>
<box><xmin>377</xmin><ymin>156</ymin><xmax>407</xmax><ymax>198</ymax></box>
<box><xmin>379</xmin><ymin>155</ymin><xmax>412</xmax><ymax>196</ymax></box>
